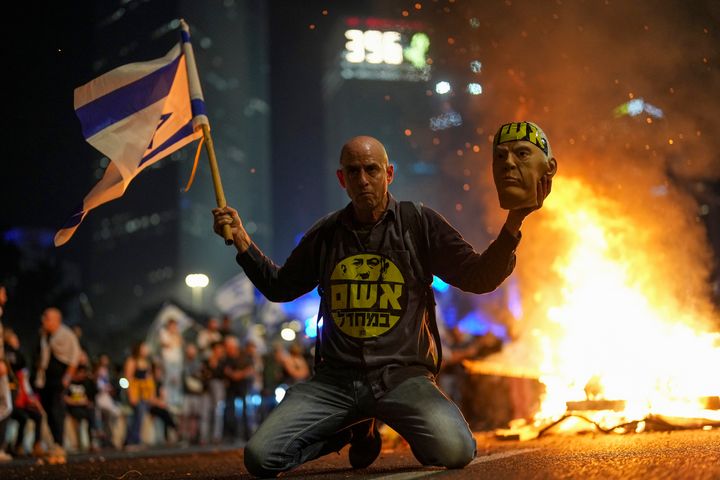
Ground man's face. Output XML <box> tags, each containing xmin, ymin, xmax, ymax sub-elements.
<box><xmin>337</xmin><ymin>148</ymin><xmax>394</xmax><ymax>217</ymax></box>
<box><xmin>225</xmin><ymin>340</ymin><xmax>239</xmax><ymax>357</ymax></box>
<box><xmin>0</xmin><ymin>287</ymin><xmax>6</xmax><ymax>306</ymax></box>
<box><xmin>41</xmin><ymin>308</ymin><xmax>62</xmax><ymax>334</ymax></box>
<box><xmin>186</xmin><ymin>345</ymin><xmax>197</xmax><ymax>359</ymax></box>
<box><xmin>493</xmin><ymin>140</ymin><xmax>551</xmax><ymax>209</ymax></box>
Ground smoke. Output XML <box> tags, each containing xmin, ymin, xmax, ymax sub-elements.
<box><xmin>455</xmin><ymin>1</ymin><xmax>719</xmax><ymax>183</ymax></box>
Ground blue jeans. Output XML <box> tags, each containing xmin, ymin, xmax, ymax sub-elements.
<box><xmin>244</xmin><ymin>368</ymin><xmax>476</xmax><ymax>477</ymax></box>
<box><xmin>125</xmin><ymin>401</ymin><xmax>148</xmax><ymax>445</ymax></box>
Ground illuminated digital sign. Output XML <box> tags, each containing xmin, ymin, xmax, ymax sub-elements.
<box><xmin>345</xmin><ymin>30</ymin><xmax>404</xmax><ymax>65</ymax></box>
<box><xmin>339</xmin><ymin>17</ymin><xmax>431</xmax><ymax>82</ymax></box>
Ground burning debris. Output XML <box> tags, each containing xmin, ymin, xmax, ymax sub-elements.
<box><xmin>466</xmin><ymin>176</ymin><xmax>720</xmax><ymax>439</ymax></box>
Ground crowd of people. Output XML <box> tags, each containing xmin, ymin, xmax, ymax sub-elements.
<box><xmin>0</xmin><ymin>284</ymin><xmax>312</xmax><ymax>463</ymax></box>
<box><xmin>0</xmin><ymin>290</ymin><xmax>516</xmax><ymax>466</ymax></box>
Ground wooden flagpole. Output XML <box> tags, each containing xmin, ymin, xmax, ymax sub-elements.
<box><xmin>200</xmin><ymin>124</ymin><xmax>234</xmax><ymax>245</ymax></box>
<box><xmin>180</xmin><ymin>19</ymin><xmax>233</xmax><ymax>246</ymax></box>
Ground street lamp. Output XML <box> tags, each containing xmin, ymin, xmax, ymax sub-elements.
<box><xmin>185</xmin><ymin>273</ymin><xmax>209</xmax><ymax>311</ymax></box>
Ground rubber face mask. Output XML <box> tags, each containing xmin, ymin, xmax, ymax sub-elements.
<box><xmin>492</xmin><ymin>121</ymin><xmax>554</xmax><ymax>210</ymax></box>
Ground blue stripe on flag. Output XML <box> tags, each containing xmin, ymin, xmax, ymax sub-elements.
<box><xmin>181</xmin><ymin>30</ymin><xmax>191</xmax><ymax>43</ymax></box>
<box><xmin>75</xmin><ymin>54</ymin><xmax>183</xmax><ymax>140</ymax></box>
<box><xmin>62</xmin><ymin>204</ymin><xmax>86</xmax><ymax>229</ymax></box>
<box><xmin>191</xmin><ymin>98</ymin><xmax>206</xmax><ymax>117</ymax></box>
<box><xmin>138</xmin><ymin>119</ymin><xmax>195</xmax><ymax>168</ymax></box>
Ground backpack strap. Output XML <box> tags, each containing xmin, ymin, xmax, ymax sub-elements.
<box><xmin>314</xmin><ymin>210</ymin><xmax>342</xmax><ymax>368</ymax></box>
<box><xmin>399</xmin><ymin>201</ymin><xmax>442</xmax><ymax>374</ymax></box>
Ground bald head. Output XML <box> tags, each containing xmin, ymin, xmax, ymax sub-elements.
<box><xmin>224</xmin><ymin>335</ymin><xmax>240</xmax><ymax>356</ymax></box>
<box><xmin>336</xmin><ymin>136</ymin><xmax>395</xmax><ymax>224</ymax></box>
<box><xmin>340</xmin><ymin>136</ymin><xmax>389</xmax><ymax>167</ymax></box>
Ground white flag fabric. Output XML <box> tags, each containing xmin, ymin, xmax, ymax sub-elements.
<box><xmin>214</xmin><ymin>273</ymin><xmax>256</xmax><ymax>319</ymax></box>
<box><xmin>55</xmin><ymin>24</ymin><xmax>208</xmax><ymax>246</ymax></box>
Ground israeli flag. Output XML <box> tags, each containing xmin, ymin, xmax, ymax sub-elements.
<box><xmin>55</xmin><ymin>23</ymin><xmax>208</xmax><ymax>246</ymax></box>
<box><xmin>215</xmin><ymin>272</ymin><xmax>256</xmax><ymax>319</ymax></box>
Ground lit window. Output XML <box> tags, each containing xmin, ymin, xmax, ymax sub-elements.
<box><xmin>467</xmin><ymin>83</ymin><xmax>483</xmax><ymax>95</ymax></box>
<box><xmin>435</xmin><ymin>81</ymin><xmax>451</xmax><ymax>94</ymax></box>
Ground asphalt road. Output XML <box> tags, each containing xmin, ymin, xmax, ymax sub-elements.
<box><xmin>1</xmin><ymin>429</ymin><xmax>719</xmax><ymax>479</ymax></box>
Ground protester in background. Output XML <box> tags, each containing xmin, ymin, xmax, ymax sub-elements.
<box><xmin>0</xmin><ymin>285</ymin><xmax>13</xmax><ymax>462</ymax></box>
<box><xmin>180</xmin><ymin>344</ymin><xmax>208</xmax><ymax>444</ymax></box>
<box><xmin>257</xmin><ymin>343</ymin><xmax>310</xmax><ymax>427</ymax></box>
<box><xmin>148</xmin><ymin>363</ymin><xmax>178</xmax><ymax>444</ymax></box>
<box><xmin>219</xmin><ymin>315</ymin><xmax>233</xmax><ymax>339</ymax></box>
<box><xmin>439</xmin><ymin>326</ymin><xmax>482</xmax><ymax>407</ymax></box>
<box><xmin>222</xmin><ymin>336</ymin><xmax>254</xmax><ymax>443</ymax></box>
<box><xmin>36</xmin><ymin>307</ymin><xmax>81</xmax><ymax>462</ymax></box>
<box><xmin>453</xmin><ymin>331</ymin><xmax>508</xmax><ymax>431</ymax></box>
<box><xmin>197</xmin><ymin>318</ymin><xmax>222</xmax><ymax>359</ymax></box>
<box><xmin>94</xmin><ymin>353</ymin><xmax>120</xmax><ymax>449</ymax></box>
<box><xmin>4</xmin><ymin>328</ymin><xmax>44</xmax><ymax>457</ymax></box>
<box><xmin>203</xmin><ymin>340</ymin><xmax>225</xmax><ymax>444</ymax></box>
<box><xmin>277</xmin><ymin>343</ymin><xmax>310</xmax><ymax>385</ymax></box>
<box><xmin>0</xmin><ymin>287</ymin><xmax>11</xmax><ymax>458</ymax></box>
<box><xmin>244</xmin><ymin>341</ymin><xmax>264</xmax><ymax>433</ymax></box>
<box><xmin>158</xmin><ymin>318</ymin><xmax>184</xmax><ymax>409</ymax></box>
<box><xmin>259</xmin><ymin>343</ymin><xmax>285</xmax><ymax>423</ymax></box>
<box><xmin>64</xmin><ymin>362</ymin><xmax>98</xmax><ymax>452</ymax></box>
<box><xmin>72</xmin><ymin>325</ymin><xmax>90</xmax><ymax>360</ymax></box>
<box><xmin>124</xmin><ymin>342</ymin><xmax>155</xmax><ymax>448</ymax></box>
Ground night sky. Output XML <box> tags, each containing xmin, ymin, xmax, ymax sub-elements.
<box><xmin>4</xmin><ymin>5</ymin><xmax>96</xmax><ymax>233</ymax></box>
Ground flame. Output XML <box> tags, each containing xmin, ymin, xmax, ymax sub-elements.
<box><xmin>512</xmin><ymin>176</ymin><xmax>720</xmax><ymax>431</ymax></box>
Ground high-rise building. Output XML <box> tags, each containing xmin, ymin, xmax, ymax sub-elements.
<box><xmin>322</xmin><ymin>14</ymin><xmax>437</xmax><ymax>209</ymax></box>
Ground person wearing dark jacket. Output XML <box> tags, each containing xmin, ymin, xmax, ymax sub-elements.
<box><xmin>64</xmin><ymin>363</ymin><xmax>98</xmax><ymax>451</ymax></box>
<box><xmin>5</xmin><ymin>328</ymin><xmax>44</xmax><ymax>457</ymax></box>
<box><xmin>221</xmin><ymin>336</ymin><xmax>254</xmax><ymax>442</ymax></box>
<box><xmin>212</xmin><ymin>132</ymin><xmax>554</xmax><ymax>477</ymax></box>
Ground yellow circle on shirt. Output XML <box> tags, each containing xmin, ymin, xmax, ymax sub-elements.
<box><xmin>328</xmin><ymin>254</ymin><xmax>406</xmax><ymax>339</ymax></box>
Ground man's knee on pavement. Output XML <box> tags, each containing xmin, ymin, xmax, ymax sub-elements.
<box><xmin>414</xmin><ymin>432</ymin><xmax>476</xmax><ymax>469</ymax></box>
<box><xmin>441</xmin><ymin>435</ymin><xmax>475</xmax><ymax>469</ymax></box>
<box><xmin>244</xmin><ymin>438</ymin><xmax>279</xmax><ymax>478</ymax></box>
